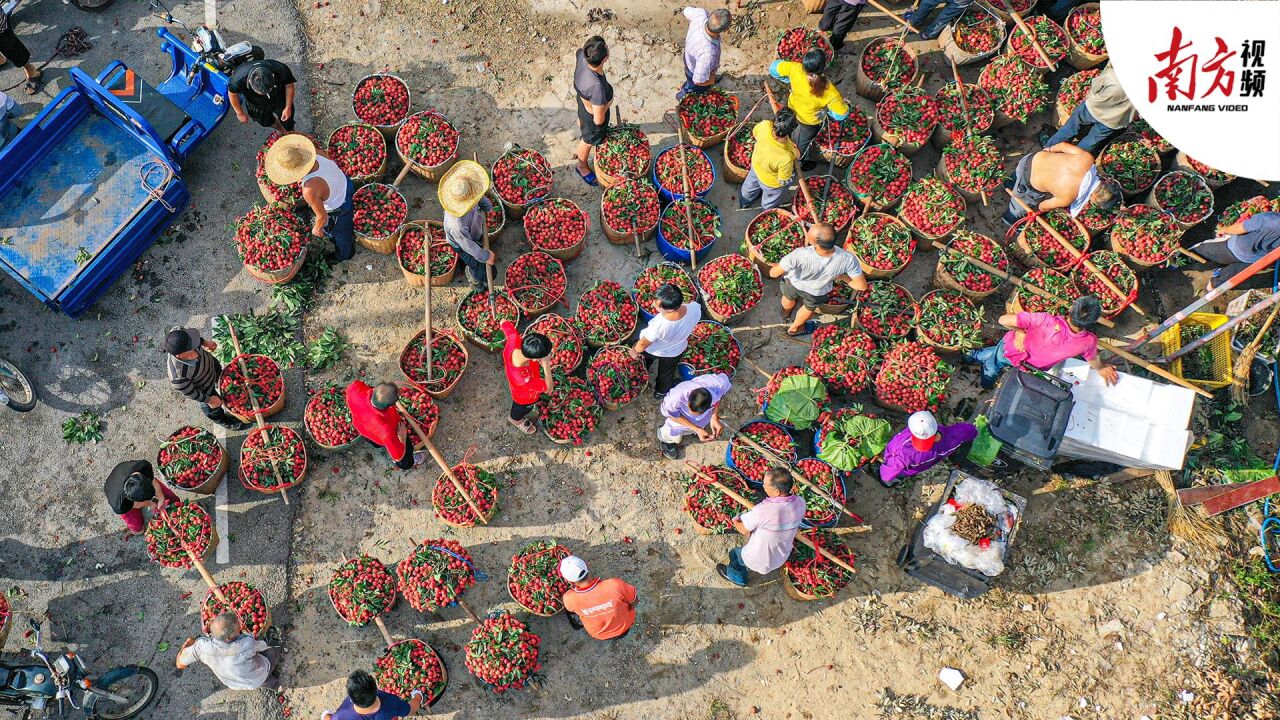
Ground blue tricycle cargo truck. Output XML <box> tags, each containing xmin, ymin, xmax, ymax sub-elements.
<box><xmin>0</xmin><ymin>27</ymin><xmax>230</xmax><ymax>317</ymax></box>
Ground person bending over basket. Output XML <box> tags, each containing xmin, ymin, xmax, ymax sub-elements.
<box><xmin>264</xmin><ymin>134</ymin><xmax>356</xmax><ymax>261</ymax></box>
<box><xmin>321</xmin><ymin>670</ymin><xmax>423</xmax><ymax>720</ymax></box>
<box><xmin>439</xmin><ymin>160</ymin><xmax>497</xmax><ymax>291</ymax></box>
<box><xmin>754</xmin><ymin>223</ymin><xmax>866</xmax><ymax>336</ymax></box>
<box><xmin>103</xmin><ymin>460</ymin><xmax>178</xmax><ymax>535</ymax></box>
<box><xmin>1192</xmin><ymin>211</ymin><xmax>1280</xmax><ymax>291</ymax></box>
<box><xmin>717</xmin><ymin>467</ymin><xmax>805</xmax><ymax>587</ymax></box>
<box><xmin>965</xmin><ymin>295</ymin><xmax>1118</xmax><ymax>389</ymax></box>
<box><xmin>873</xmin><ymin>411</ymin><xmax>977</xmax><ymax>487</ymax></box>
<box><xmin>657</xmin><ymin>372</ymin><xmax>731</xmax><ymax>460</ymax></box>
<box><xmin>176</xmin><ymin>612</ymin><xmax>281</xmax><ymax>691</ymax></box>
<box><xmin>346</xmin><ymin>381</ymin><xmax>425</xmax><ymax>470</ymax></box>
<box><xmin>679</xmin><ymin>6</ymin><xmax>732</xmax><ymax>99</ymax></box>
<box><xmin>1001</xmin><ymin>141</ymin><xmax>1118</xmax><ymax>226</ymax></box>
<box><xmin>163</xmin><ymin>327</ymin><xmax>253</xmax><ymax>431</ymax></box>
<box><xmin>631</xmin><ymin>283</ymin><xmax>702</xmax><ymax>399</ymax></box>
<box><xmin>501</xmin><ymin>320</ymin><xmax>554</xmax><ymax>435</ymax></box>
<box><xmin>1041</xmin><ymin>66</ymin><xmax>1134</xmax><ymax>154</ymax></box>
<box><xmin>738</xmin><ymin>109</ymin><xmax>800</xmax><ymax>212</ymax></box>
<box><xmin>768</xmin><ymin>49</ymin><xmax>850</xmax><ymax>170</ymax></box>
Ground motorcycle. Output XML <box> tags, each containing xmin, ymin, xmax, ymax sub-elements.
<box><xmin>0</xmin><ymin>357</ymin><xmax>35</xmax><ymax>412</ymax></box>
<box><xmin>0</xmin><ymin>618</ymin><xmax>157</xmax><ymax>719</ymax></box>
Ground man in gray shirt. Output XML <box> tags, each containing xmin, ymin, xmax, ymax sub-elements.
<box><xmin>439</xmin><ymin>160</ymin><xmax>496</xmax><ymax>290</ymax></box>
<box><xmin>1042</xmin><ymin>65</ymin><xmax>1134</xmax><ymax>153</ymax></box>
<box><xmin>751</xmin><ymin>223</ymin><xmax>867</xmax><ymax>336</ymax></box>
<box><xmin>1192</xmin><ymin>212</ymin><xmax>1280</xmax><ymax>290</ymax></box>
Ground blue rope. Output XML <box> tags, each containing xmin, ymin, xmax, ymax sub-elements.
<box><xmin>1264</xmin><ymin>262</ymin><xmax>1280</xmax><ymax>571</ymax></box>
<box><xmin>428</xmin><ymin>544</ymin><xmax>489</xmax><ymax>582</ymax></box>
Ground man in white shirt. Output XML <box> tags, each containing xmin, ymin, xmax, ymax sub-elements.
<box><xmin>176</xmin><ymin>612</ymin><xmax>279</xmax><ymax>690</ymax></box>
<box><xmin>679</xmin><ymin>7</ymin><xmax>732</xmax><ymax>99</ymax></box>
<box><xmin>755</xmin><ymin>223</ymin><xmax>866</xmax><ymax>336</ymax></box>
<box><xmin>631</xmin><ymin>283</ymin><xmax>701</xmax><ymax>398</ymax></box>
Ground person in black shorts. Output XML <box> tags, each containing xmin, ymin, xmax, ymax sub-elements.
<box><xmin>227</xmin><ymin>57</ymin><xmax>298</xmax><ymax>132</ymax></box>
<box><xmin>572</xmin><ymin>36</ymin><xmax>613</xmax><ymax>186</ymax></box>
<box><xmin>0</xmin><ymin>11</ymin><xmax>42</xmax><ymax>95</ymax></box>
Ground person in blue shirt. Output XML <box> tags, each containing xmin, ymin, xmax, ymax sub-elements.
<box><xmin>322</xmin><ymin>670</ymin><xmax>423</xmax><ymax>720</ymax></box>
<box><xmin>1191</xmin><ymin>211</ymin><xmax>1280</xmax><ymax>290</ymax></box>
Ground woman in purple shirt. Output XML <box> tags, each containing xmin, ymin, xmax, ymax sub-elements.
<box><xmin>874</xmin><ymin>411</ymin><xmax>977</xmax><ymax>487</ymax></box>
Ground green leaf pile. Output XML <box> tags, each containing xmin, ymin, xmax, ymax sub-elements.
<box><xmin>818</xmin><ymin>412</ymin><xmax>891</xmax><ymax>471</ymax></box>
<box><xmin>764</xmin><ymin>374</ymin><xmax>828</xmax><ymax>430</ymax></box>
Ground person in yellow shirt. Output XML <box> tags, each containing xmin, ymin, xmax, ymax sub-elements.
<box><xmin>739</xmin><ymin>109</ymin><xmax>799</xmax><ymax>211</ymax></box>
<box><xmin>768</xmin><ymin>49</ymin><xmax>849</xmax><ymax>170</ymax></box>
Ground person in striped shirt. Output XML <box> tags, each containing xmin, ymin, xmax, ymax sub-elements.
<box><xmin>162</xmin><ymin>327</ymin><xmax>252</xmax><ymax>430</ymax></box>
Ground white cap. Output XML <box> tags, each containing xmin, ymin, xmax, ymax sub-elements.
<box><xmin>907</xmin><ymin>411</ymin><xmax>938</xmax><ymax>440</ymax></box>
<box><xmin>558</xmin><ymin>555</ymin><xmax>588</xmax><ymax>582</ymax></box>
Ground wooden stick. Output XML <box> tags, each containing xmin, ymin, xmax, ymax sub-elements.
<box><xmin>373</xmin><ymin>617</ymin><xmax>394</xmax><ymax>647</ymax></box>
<box><xmin>226</xmin><ymin>325</ymin><xmax>290</xmax><ymax>506</ymax></box>
<box><xmin>1000</xmin><ymin>0</ymin><xmax>1057</xmax><ymax>70</ymax></box>
<box><xmin>392</xmin><ymin>161</ymin><xmax>414</xmax><ymax>188</ymax></box>
<box><xmin>865</xmin><ymin>0</ymin><xmax>920</xmax><ymax>33</ymax></box>
<box><xmin>674</xmin><ymin>129</ymin><xmax>700</xmax><ymax>273</ymax></box>
<box><xmin>686</xmin><ymin>465</ymin><xmax>857</xmax><ymax>575</ymax></box>
<box><xmin>1159</xmin><ymin>288</ymin><xmax>1280</xmax><ymax>363</ymax></box>
<box><xmin>1178</xmin><ymin>246</ymin><xmax>1208</xmax><ymax>264</ymax></box>
<box><xmin>947</xmin><ymin>58</ymin><xmax>989</xmax><ymax>207</ymax></box>
<box><xmin>931</xmin><ymin>240</ymin><xmax>1115</xmax><ymax>329</ymax></box>
<box><xmin>1006</xmin><ymin>190</ymin><xmax>1146</xmax><ymax>316</ymax></box>
<box><xmin>475</xmin><ymin>152</ymin><xmax>497</xmax><ymax>311</ymax></box>
<box><xmin>1097</xmin><ymin>340</ymin><xmax>1214</xmax><ymax>399</ymax></box>
<box><xmin>423</xmin><ymin>236</ymin><xmax>433</xmax><ymax>380</ymax></box>
<box><xmin>732</xmin><ymin>436</ymin><xmax>864</xmax><ymax>524</ymax></box>
<box><xmin>740</xmin><ymin>355</ymin><xmax>775</xmax><ymax>381</ymax></box>
<box><xmin>398</xmin><ymin>407</ymin><xmax>489</xmax><ymax>524</ymax></box>
<box><xmin>455</xmin><ymin>598</ymin><xmax>482</xmax><ymax>624</ymax></box>
<box><xmin>158</xmin><ymin>507</ymin><xmax>227</xmax><ymax>602</ymax></box>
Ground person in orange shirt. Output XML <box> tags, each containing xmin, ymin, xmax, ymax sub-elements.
<box><xmin>559</xmin><ymin>555</ymin><xmax>637</xmax><ymax>641</ymax></box>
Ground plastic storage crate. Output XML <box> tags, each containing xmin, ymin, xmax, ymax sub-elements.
<box><xmin>986</xmin><ymin>369</ymin><xmax>1074</xmax><ymax>471</ymax></box>
<box><xmin>1160</xmin><ymin>312</ymin><xmax>1233</xmax><ymax>390</ymax></box>
<box><xmin>896</xmin><ymin>470</ymin><xmax>1027</xmax><ymax>599</ymax></box>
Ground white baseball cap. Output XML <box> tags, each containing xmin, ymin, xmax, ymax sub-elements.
<box><xmin>907</xmin><ymin>411</ymin><xmax>938</xmax><ymax>441</ymax></box>
<box><xmin>558</xmin><ymin>555</ymin><xmax>589</xmax><ymax>582</ymax></box>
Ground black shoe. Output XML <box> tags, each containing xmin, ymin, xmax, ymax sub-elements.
<box><xmin>661</xmin><ymin>442</ymin><xmax>680</xmax><ymax>460</ymax></box>
<box><xmin>716</xmin><ymin>564</ymin><xmax>746</xmax><ymax>587</ymax></box>
<box><xmin>654</xmin><ymin>389</ymin><xmax>667</xmax><ymax>400</ymax></box>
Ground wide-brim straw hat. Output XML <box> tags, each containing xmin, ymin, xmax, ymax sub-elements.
<box><xmin>438</xmin><ymin>160</ymin><xmax>491</xmax><ymax>217</ymax></box>
<box><xmin>264</xmin><ymin>134</ymin><xmax>318</xmax><ymax>186</ymax></box>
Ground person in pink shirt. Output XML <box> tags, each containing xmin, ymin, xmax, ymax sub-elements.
<box><xmin>965</xmin><ymin>296</ymin><xmax>1118</xmax><ymax>388</ymax></box>
<box><xmin>716</xmin><ymin>468</ymin><xmax>806</xmax><ymax>587</ymax></box>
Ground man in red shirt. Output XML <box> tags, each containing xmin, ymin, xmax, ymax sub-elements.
<box><xmin>500</xmin><ymin>320</ymin><xmax>554</xmax><ymax>434</ymax></box>
<box><xmin>345</xmin><ymin>381</ymin><xmax>423</xmax><ymax>469</ymax></box>
<box><xmin>559</xmin><ymin>555</ymin><xmax>637</xmax><ymax>640</ymax></box>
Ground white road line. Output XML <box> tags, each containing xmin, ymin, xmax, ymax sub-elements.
<box><xmin>215</xmin><ymin>454</ymin><xmax>229</xmax><ymax>564</ymax></box>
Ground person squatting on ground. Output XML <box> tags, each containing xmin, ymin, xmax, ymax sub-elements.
<box><xmin>739</xmin><ymin>109</ymin><xmax>800</xmax><ymax>211</ymax></box>
<box><xmin>1041</xmin><ymin>65</ymin><xmax>1134</xmax><ymax>154</ymax></box>
<box><xmin>966</xmin><ymin>295</ymin><xmax>1118</xmax><ymax>388</ymax></box>
<box><xmin>768</xmin><ymin>49</ymin><xmax>849</xmax><ymax>170</ymax></box>
<box><xmin>321</xmin><ymin>670</ymin><xmax>424</xmax><ymax>720</ymax></box>
<box><xmin>717</xmin><ymin>468</ymin><xmax>806</xmax><ymax>587</ymax></box>
<box><xmin>573</xmin><ymin>35</ymin><xmax>613</xmax><ymax>186</ymax></box>
<box><xmin>1191</xmin><ymin>210</ymin><xmax>1280</xmax><ymax>290</ymax></box>
<box><xmin>679</xmin><ymin>6</ymin><xmax>732</xmax><ymax>99</ymax></box>
<box><xmin>818</xmin><ymin>0</ymin><xmax>867</xmax><ymax>55</ymax></box>
<box><xmin>176</xmin><ymin>612</ymin><xmax>281</xmax><ymax>691</ymax></box>
<box><xmin>875</xmin><ymin>411</ymin><xmax>977</xmax><ymax>487</ymax></box>
<box><xmin>227</xmin><ymin>55</ymin><xmax>297</xmax><ymax>132</ymax></box>
<box><xmin>657</xmin><ymin>372</ymin><xmax>731</xmax><ymax>460</ymax></box>
<box><xmin>631</xmin><ymin>283</ymin><xmax>702</xmax><ymax>399</ymax></box>
<box><xmin>346</xmin><ymin>381</ymin><xmax>425</xmax><ymax>470</ymax></box>
<box><xmin>439</xmin><ymin>160</ymin><xmax>497</xmax><ymax>290</ymax></box>
<box><xmin>103</xmin><ymin>460</ymin><xmax>178</xmax><ymax>535</ymax></box>
<box><xmin>163</xmin><ymin>327</ymin><xmax>253</xmax><ymax>431</ymax></box>
<box><xmin>264</xmin><ymin>134</ymin><xmax>356</xmax><ymax>261</ymax></box>
<box><xmin>1002</xmin><ymin>142</ymin><xmax>1119</xmax><ymax>226</ymax></box>
<box><xmin>501</xmin><ymin>319</ymin><xmax>554</xmax><ymax>434</ymax></box>
<box><xmin>756</xmin><ymin>222</ymin><xmax>867</xmax><ymax>336</ymax></box>
<box><xmin>559</xmin><ymin>555</ymin><xmax>639</xmax><ymax>641</ymax></box>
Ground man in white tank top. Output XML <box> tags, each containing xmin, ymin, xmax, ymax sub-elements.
<box><xmin>264</xmin><ymin>135</ymin><xmax>356</xmax><ymax>261</ymax></box>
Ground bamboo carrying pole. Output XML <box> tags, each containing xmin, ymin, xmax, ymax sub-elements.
<box><xmin>397</xmin><ymin>408</ymin><xmax>489</xmax><ymax>525</ymax></box>
<box><xmin>686</xmin><ymin>465</ymin><xmax>858</xmax><ymax>575</ymax></box>
<box><xmin>157</xmin><ymin>507</ymin><xmax>228</xmax><ymax>603</ymax></box>
<box><xmin>423</xmin><ymin>238</ymin><xmax>434</xmax><ymax>380</ymax></box>
<box><xmin>1096</xmin><ymin>340</ymin><xmax>1214</xmax><ymax>399</ymax></box>
<box><xmin>675</xmin><ymin>129</ymin><xmax>701</xmax><ymax>273</ymax></box>
<box><xmin>226</xmin><ymin>325</ymin><xmax>291</xmax><ymax>505</ymax></box>
<box><xmin>1158</xmin><ymin>288</ymin><xmax>1280</xmax><ymax>363</ymax></box>
<box><xmin>392</xmin><ymin>160</ymin><xmax>414</xmax><ymax>188</ymax></box>
<box><xmin>947</xmin><ymin>58</ymin><xmax>989</xmax><ymax>207</ymax></box>
<box><xmin>1005</xmin><ymin>191</ymin><xmax>1147</xmax><ymax>316</ymax></box>
<box><xmin>734</xmin><ymin>435</ymin><xmax>865</xmax><ymax>524</ymax></box>
<box><xmin>405</xmin><ymin>540</ymin><xmax>482</xmax><ymax>624</ymax></box>
<box><xmin>999</xmin><ymin>0</ymin><xmax>1057</xmax><ymax>70</ymax></box>
<box><xmin>931</xmin><ymin>240</ymin><xmax>1116</xmax><ymax>328</ymax></box>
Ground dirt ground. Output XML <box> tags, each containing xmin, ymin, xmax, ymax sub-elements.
<box><xmin>1</xmin><ymin>0</ymin><xmax>1278</xmax><ymax>719</ymax></box>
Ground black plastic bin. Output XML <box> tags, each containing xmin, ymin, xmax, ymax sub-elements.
<box><xmin>986</xmin><ymin>369</ymin><xmax>1074</xmax><ymax>471</ymax></box>
<box><xmin>896</xmin><ymin>470</ymin><xmax>1027</xmax><ymax>599</ymax></box>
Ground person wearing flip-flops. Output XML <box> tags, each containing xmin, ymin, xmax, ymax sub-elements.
<box><xmin>572</xmin><ymin>35</ymin><xmax>613</xmax><ymax>187</ymax></box>
<box><xmin>677</xmin><ymin>6</ymin><xmax>732</xmax><ymax>100</ymax></box>
<box><xmin>500</xmin><ymin>320</ymin><xmax>555</xmax><ymax>434</ymax></box>
<box><xmin>754</xmin><ymin>222</ymin><xmax>866</xmax><ymax>336</ymax></box>
<box><xmin>0</xmin><ymin>7</ymin><xmax>42</xmax><ymax>95</ymax></box>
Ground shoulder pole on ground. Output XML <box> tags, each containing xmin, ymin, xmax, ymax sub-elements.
<box><xmin>999</xmin><ymin>0</ymin><xmax>1057</xmax><ymax>70</ymax></box>
<box><xmin>397</xmin><ymin>406</ymin><xmax>489</xmax><ymax>525</ymax></box>
<box><xmin>226</xmin><ymin>324</ymin><xmax>291</xmax><ymax>505</ymax></box>
<box><xmin>1005</xmin><ymin>190</ymin><xmax>1147</xmax><ymax>316</ymax></box>
<box><xmin>734</xmin><ymin>434</ymin><xmax>864</xmax><ymax>524</ymax></box>
<box><xmin>423</xmin><ymin>235</ymin><xmax>433</xmax><ymax>380</ymax></box>
<box><xmin>685</xmin><ymin>463</ymin><xmax>860</xmax><ymax>574</ymax></box>
<box><xmin>1095</xmin><ymin>340</ymin><xmax>1214</xmax><ymax>398</ymax></box>
<box><xmin>158</xmin><ymin>507</ymin><xmax>229</xmax><ymax>603</ymax></box>
<box><xmin>865</xmin><ymin>0</ymin><xmax>920</xmax><ymax>32</ymax></box>
<box><xmin>947</xmin><ymin>57</ymin><xmax>989</xmax><ymax>207</ymax></box>
<box><xmin>1126</xmin><ymin>244</ymin><xmax>1280</xmax><ymax>350</ymax></box>
<box><xmin>405</xmin><ymin>540</ymin><xmax>481</xmax><ymax>624</ymax></box>
<box><xmin>474</xmin><ymin>153</ymin><xmax>497</xmax><ymax>311</ymax></box>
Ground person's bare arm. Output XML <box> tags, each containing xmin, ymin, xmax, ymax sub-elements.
<box><xmin>1219</xmin><ymin>221</ymin><xmax>1248</xmax><ymax>235</ymax></box>
<box><xmin>767</xmin><ymin>263</ymin><xmax>787</xmax><ymax>279</ymax></box>
<box><xmin>631</xmin><ymin>337</ymin><xmax>652</xmax><ymax>356</ymax></box>
<box><xmin>228</xmin><ymin>92</ymin><xmax>247</xmax><ymax>123</ymax></box>
<box><xmin>1044</xmin><ymin>142</ymin><xmax>1090</xmax><ymax>158</ymax></box>
<box><xmin>1089</xmin><ymin>356</ymin><xmax>1119</xmax><ymax>385</ymax></box>
<box><xmin>839</xmin><ymin>273</ymin><xmax>869</xmax><ymax>292</ymax></box>
<box><xmin>675</xmin><ymin>416</ymin><xmax>712</xmax><ymax>440</ymax></box>
<box><xmin>541</xmin><ymin>361</ymin><xmax>555</xmax><ymax>395</ymax></box>
<box><xmin>301</xmin><ymin>184</ymin><xmax>328</xmax><ymax>237</ymax></box>
<box><xmin>731</xmin><ymin>517</ymin><xmax>750</xmax><ymax>536</ymax></box>
<box><xmin>282</xmin><ymin>83</ymin><xmax>296</xmax><ymax>121</ymax></box>
<box><xmin>175</xmin><ymin>638</ymin><xmax>196</xmax><ymax>669</ymax></box>
<box><xmin>590</xmin><ymin>99</ymin><xmax>610</xmax><ymax>126</ymax></box>
<box><xmin>1037</xmin><ymin>192</ymin><xmax>1074</xmax><ymax>211</ymax></box>
<box><xmin>997</xmin><ymin>313</ymin><xmax>1021</xmax><ymax>331</ymax></box>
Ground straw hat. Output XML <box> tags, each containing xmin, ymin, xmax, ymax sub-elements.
<box><xmin>264</xmin><ymin>134</ymin><xmax>318</xmax><ymax>186</ymax></box>
<box><xmin>438</xmin><ymin>160</ymin><xmax>491</xmax><ymax>217</ymax></box>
